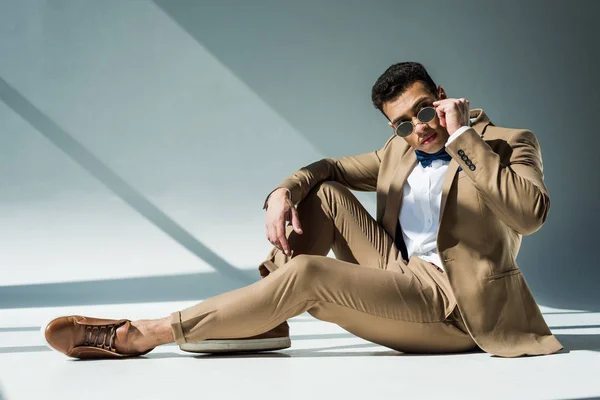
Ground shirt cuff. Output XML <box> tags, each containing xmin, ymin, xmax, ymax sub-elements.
<box><xmin>445</xmin><ymin>126</ymin><xmax>470</xmax><ymax>146</ymax></box>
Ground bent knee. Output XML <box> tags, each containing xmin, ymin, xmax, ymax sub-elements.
<box><xmin>316</xmin><ymin>181</ymin><xmax>347</xmax><ymax>196</ymax></box>
<box><xmin>285</xmin><ymin>254</ymin><xmax>326</xmax><ymax>283</ymax></box>
<box><xmin>303</xmin><ymin>181</ymin><xmax>351</xmax><ymax>205</ymax></box>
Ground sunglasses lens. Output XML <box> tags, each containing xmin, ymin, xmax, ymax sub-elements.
<box><xmin>418</xmin><ymin>106</ymin><xmax>436</xmax><ymax>123</ymax></box>
<box><xmin>396</xmin><ymin>122</ymin><xmax>413</xmax><ymax>137</ymax></box>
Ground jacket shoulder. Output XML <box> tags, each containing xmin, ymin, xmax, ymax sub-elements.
<box><xmin>484</xmin><ymin>124</ymin><xmax>538</xmax><ymax>142</ymax></box>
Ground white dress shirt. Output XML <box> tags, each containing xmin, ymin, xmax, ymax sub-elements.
<box><xmin>399</xmin><ymin>123</ymin><xmax>473</xmax><ymax>271</ymax></box>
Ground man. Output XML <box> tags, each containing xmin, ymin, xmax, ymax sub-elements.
<box><xmin>43</xmin><ymin>62</ymin><xmax>563</xmax><ymax>359</ymax></box>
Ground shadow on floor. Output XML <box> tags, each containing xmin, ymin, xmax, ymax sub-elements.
<box><xmin>554</xmin><ymin>334</ymin><xmax>600</xmax><ymax>352</ymax></box>
<box><xmin>0</xmin><ymin>346</ymin><xmax>51</xmax><ymax>354</ymax></box>
<box><xmin>0</xmin><ymin>269</ymin><xmax>258</xmax><ymax>309</ymax></box>
<box><xmin>144</xmin><ymin>342</ymin><xmax>482</xmax><ymax>359</ymax></box>
<box><xmin>551</xmin><ymin>325</ymin><xmax>600</xmax><ymax>330</ymax></box>
<box><xmin>0</xmin><ymin>327</ymin><xmax>40</xmax><ymax>332</ymax></box>
<box><xmin>5</xmin><ymin>333</ymin><xmax>598</xmax><ymax>358</ymax></box>
<box><xmin>0</xmin><ymin>332</ymin><xmax>356</xmax><ymax>355</ymax></box>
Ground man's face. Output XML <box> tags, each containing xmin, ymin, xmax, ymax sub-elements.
<box><xmin>382</xmin><ymin>81</ymin><xmax>449</xmax><ymax>153</ymax></box>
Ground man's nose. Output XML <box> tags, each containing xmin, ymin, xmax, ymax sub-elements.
<box><xmin>413</xmin><ymin>116</ymin><xmax>428</xmax><ymax>136</ymax></box>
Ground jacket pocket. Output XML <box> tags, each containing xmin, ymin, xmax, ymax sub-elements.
<box><xmin>487</xmin><ymin>267</ymin><xmax>521</xmax><ymax>282</ymax></box>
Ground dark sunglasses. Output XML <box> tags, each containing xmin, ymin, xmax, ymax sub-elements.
<box><xmin>393</xmin><ymin>106</ymin><xmax>437</xmax><ymax>137</ymax></box>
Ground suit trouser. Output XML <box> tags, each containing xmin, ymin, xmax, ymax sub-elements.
<box><xmin>170</xmin><ymin>181</ymin><xmax>479</xmax><ymax>354</ymax></box>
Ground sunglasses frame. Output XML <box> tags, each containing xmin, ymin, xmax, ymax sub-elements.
<box><xmin>393</xmin><ymin>106</ymin><xmax>437</xmax><ymax>137</ymax></box>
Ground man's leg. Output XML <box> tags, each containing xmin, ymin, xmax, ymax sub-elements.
<box><xmin>175</xmin><ymin>180</ymin><xmax>456</xmax><ymax>352</ymax></box>
<box><xmin>142</xmin><ymin>181</ymin><xmax>406</xmax><ymax>354</ymax></box>
<box><xmin>44</xmin><ymin>253</ymin><xmax>472</xmax><ymax>358</ymax></box>
<box><xmin>171</xmin><ymin>254</ymin><xmax>476</xmax><ymax>354</ymax></box>
<box><xmin>178</xmin><ymin>180</ymin><xmax>401</xmax><ymax>352</ymax></box>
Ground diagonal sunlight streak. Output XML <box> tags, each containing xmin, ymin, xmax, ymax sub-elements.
<box><xmin>150</xmin><ymin>0</ymin><xmax>325</xmax><ymax>157</ymax></box>
<box><xmin>0</xmin><ymin>76</ymin><xmax>252</xmax><ymax>285</ymax></box>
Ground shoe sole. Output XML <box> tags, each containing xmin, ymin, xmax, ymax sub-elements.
<box><xmin>179</xmin><ymin>337</ymin><xmax>291</xmax><ymax>353</ymax></box>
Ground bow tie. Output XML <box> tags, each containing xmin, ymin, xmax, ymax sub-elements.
<box><xmin>415</xmin><ymin>147</ymin><xmax>452</xmax><ymax>167</ymax></box>
<box><xmin>415</xmin><ymin>147</ymin><xmax>462</xmax><ymax>171</ymax></box>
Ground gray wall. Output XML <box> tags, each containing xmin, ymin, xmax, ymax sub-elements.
<box><xmin>1</xmin><ymin>0</ymin><xmax>598</xmax><ymax>310</ymax></box>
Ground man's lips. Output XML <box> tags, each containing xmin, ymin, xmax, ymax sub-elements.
<box><xmin>420</xmin><ymin>132</ymin><xmax>437</xmax><ymax>144</ymax></box>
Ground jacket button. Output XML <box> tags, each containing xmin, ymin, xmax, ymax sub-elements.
<box><xmin>469</xmin><ymin>164</ymin><xmax>476</xmax><ymax>171</ymax></box>
<box><xmin>465</xmin><ymin>159</ymin><xmax>473</xmax><ymax>166</ymax></box>
<box><xmin>458</xmin><ymin>149</ymin><xmax>465</xmax><ymax>156</ymax></box>
<box><xmin>461</xmin><ymin>155</ymin><xmax>468</xmax><ymax>161</ymax></box>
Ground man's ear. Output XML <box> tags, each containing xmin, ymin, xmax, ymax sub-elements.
<box><xmin>437</xmin><ymin>85</ymin><xmax>447</xmax><ymax>99</ymax></box>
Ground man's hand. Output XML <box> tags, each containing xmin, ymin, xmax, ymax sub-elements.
<box><xmin>432</xmin><ymin>98</ymin><xmax>470</xmax><ymax>135</ymax></box>
<box><xmin>265</xmin><ymin>188</ymin><xmax>303</xmax><ymax>256</ymax></box>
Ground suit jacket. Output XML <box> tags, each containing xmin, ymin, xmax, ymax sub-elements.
<box><xmin>262</xmin><ymin>108</ymin><xmax>563</xmax><ymax>358</ymax></box>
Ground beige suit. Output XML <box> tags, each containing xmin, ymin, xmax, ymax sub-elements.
<box><xmin>259</xmin><ymin>108</ymin><xmax>563</xmax><ymax>357</ymax></box>
<box><xmin>169</xmin><ymin>108</ymin><xmax>562</xmax><ymax>358</ymax></box>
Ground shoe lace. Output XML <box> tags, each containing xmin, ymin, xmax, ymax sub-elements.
<box><xmin>83</xmin><ymin>322</ymin><xmax>124</xmax><ymax>352</ymax></box>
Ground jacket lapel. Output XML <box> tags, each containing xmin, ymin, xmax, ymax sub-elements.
<box><xmin>382</xmin><ymin>149</ymin><xmax>416</xmax><ymax>236</ymax></box>
<box><xmin>438</xmin><ymin>159</ymin><xmax>460</xmax><ymax>225</ymax></box>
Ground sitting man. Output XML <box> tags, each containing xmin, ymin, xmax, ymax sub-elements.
<box><xmin>43</xmin><ymin>61</ymin><xmax>562</xmax><ymax>359</ymax></box>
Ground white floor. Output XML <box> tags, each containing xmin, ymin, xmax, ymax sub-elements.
<box><xmin>0</xmin><ymin>302</ymin><xmax>599</xmax><ymax>400</ymax></box>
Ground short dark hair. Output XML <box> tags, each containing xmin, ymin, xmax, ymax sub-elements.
<box><xmin>371</xmin><ymin>62</ymin><xmax>438</xmax><ymax>120</ymax></box>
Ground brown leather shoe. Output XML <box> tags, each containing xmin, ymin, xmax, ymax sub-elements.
<box><xmin>42</xmin><ymin>316</ymin><xmax>154</xmax><ymax>359</ymax></box>
<box><xmin>179</xmin><ymin>321</ymin><xmax>291</xmax><ymax>353</ymax></box>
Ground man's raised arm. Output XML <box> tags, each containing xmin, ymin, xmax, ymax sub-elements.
<box><xmin>262</xmin><ymin>135</ymin><xmax>395</xmax><ymax>210</ymax></box>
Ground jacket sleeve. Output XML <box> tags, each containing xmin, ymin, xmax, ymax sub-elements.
<box><xmin>263</xmin><ymin>135</ymin><xmax>396</xmax><ymax>210</ymax></box>
<box><xmin>445</xmin><ymin>128</ymin><xmax>550</xmax><ymax>235</ymax></box>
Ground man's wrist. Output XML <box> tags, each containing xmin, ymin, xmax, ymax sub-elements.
<box><xmin>266</xmin><ymin>188</ymin><xmax>291</xmax><ymax>209</ymax></box>
<box><xmin>446</xmin><ymin>125</ymin><xmax>471</xmax><ymax>146</ymax></box>
<box><xmin>274</xmin><ymin>187</ymin><xmax>291</xmax><ymax>199</ymax></box>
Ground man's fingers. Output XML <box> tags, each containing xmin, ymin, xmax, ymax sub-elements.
<box><xmin>267</xmin><ymin>221</ymin><xmax>281</xmax><ymax>250</ymax></box>
<box><xmin>290</xmin><ymin>207</ymin><xmax>303</xmax><ymax>234</ymax></box>
<box><xmin>267</xmin><ymin>224</ymin><xmax>277</xmax><ymax>247</ymax></box>
<box><xmin>280</xmin><ymin>238</ymin><xmax>290</xmax><ymax>256</ymax></box>
<box><xmin>276</xmin><ymin>220</ymin><xmax>290</xmax><ymax>255</ymax></box>
<box><xmin>458</xmin><ymin>98</ymin><xmax>470</xmax><ymax>120</ymax></box>
<box><xmin>435</xmin><ymin>106</ymin><xmax>446</xmax><ymax>127</ymax></box>
<box><xmin>433</xmin><ymin>98</ymin><xmax>470</xmax><ymax>129</ymax></box>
